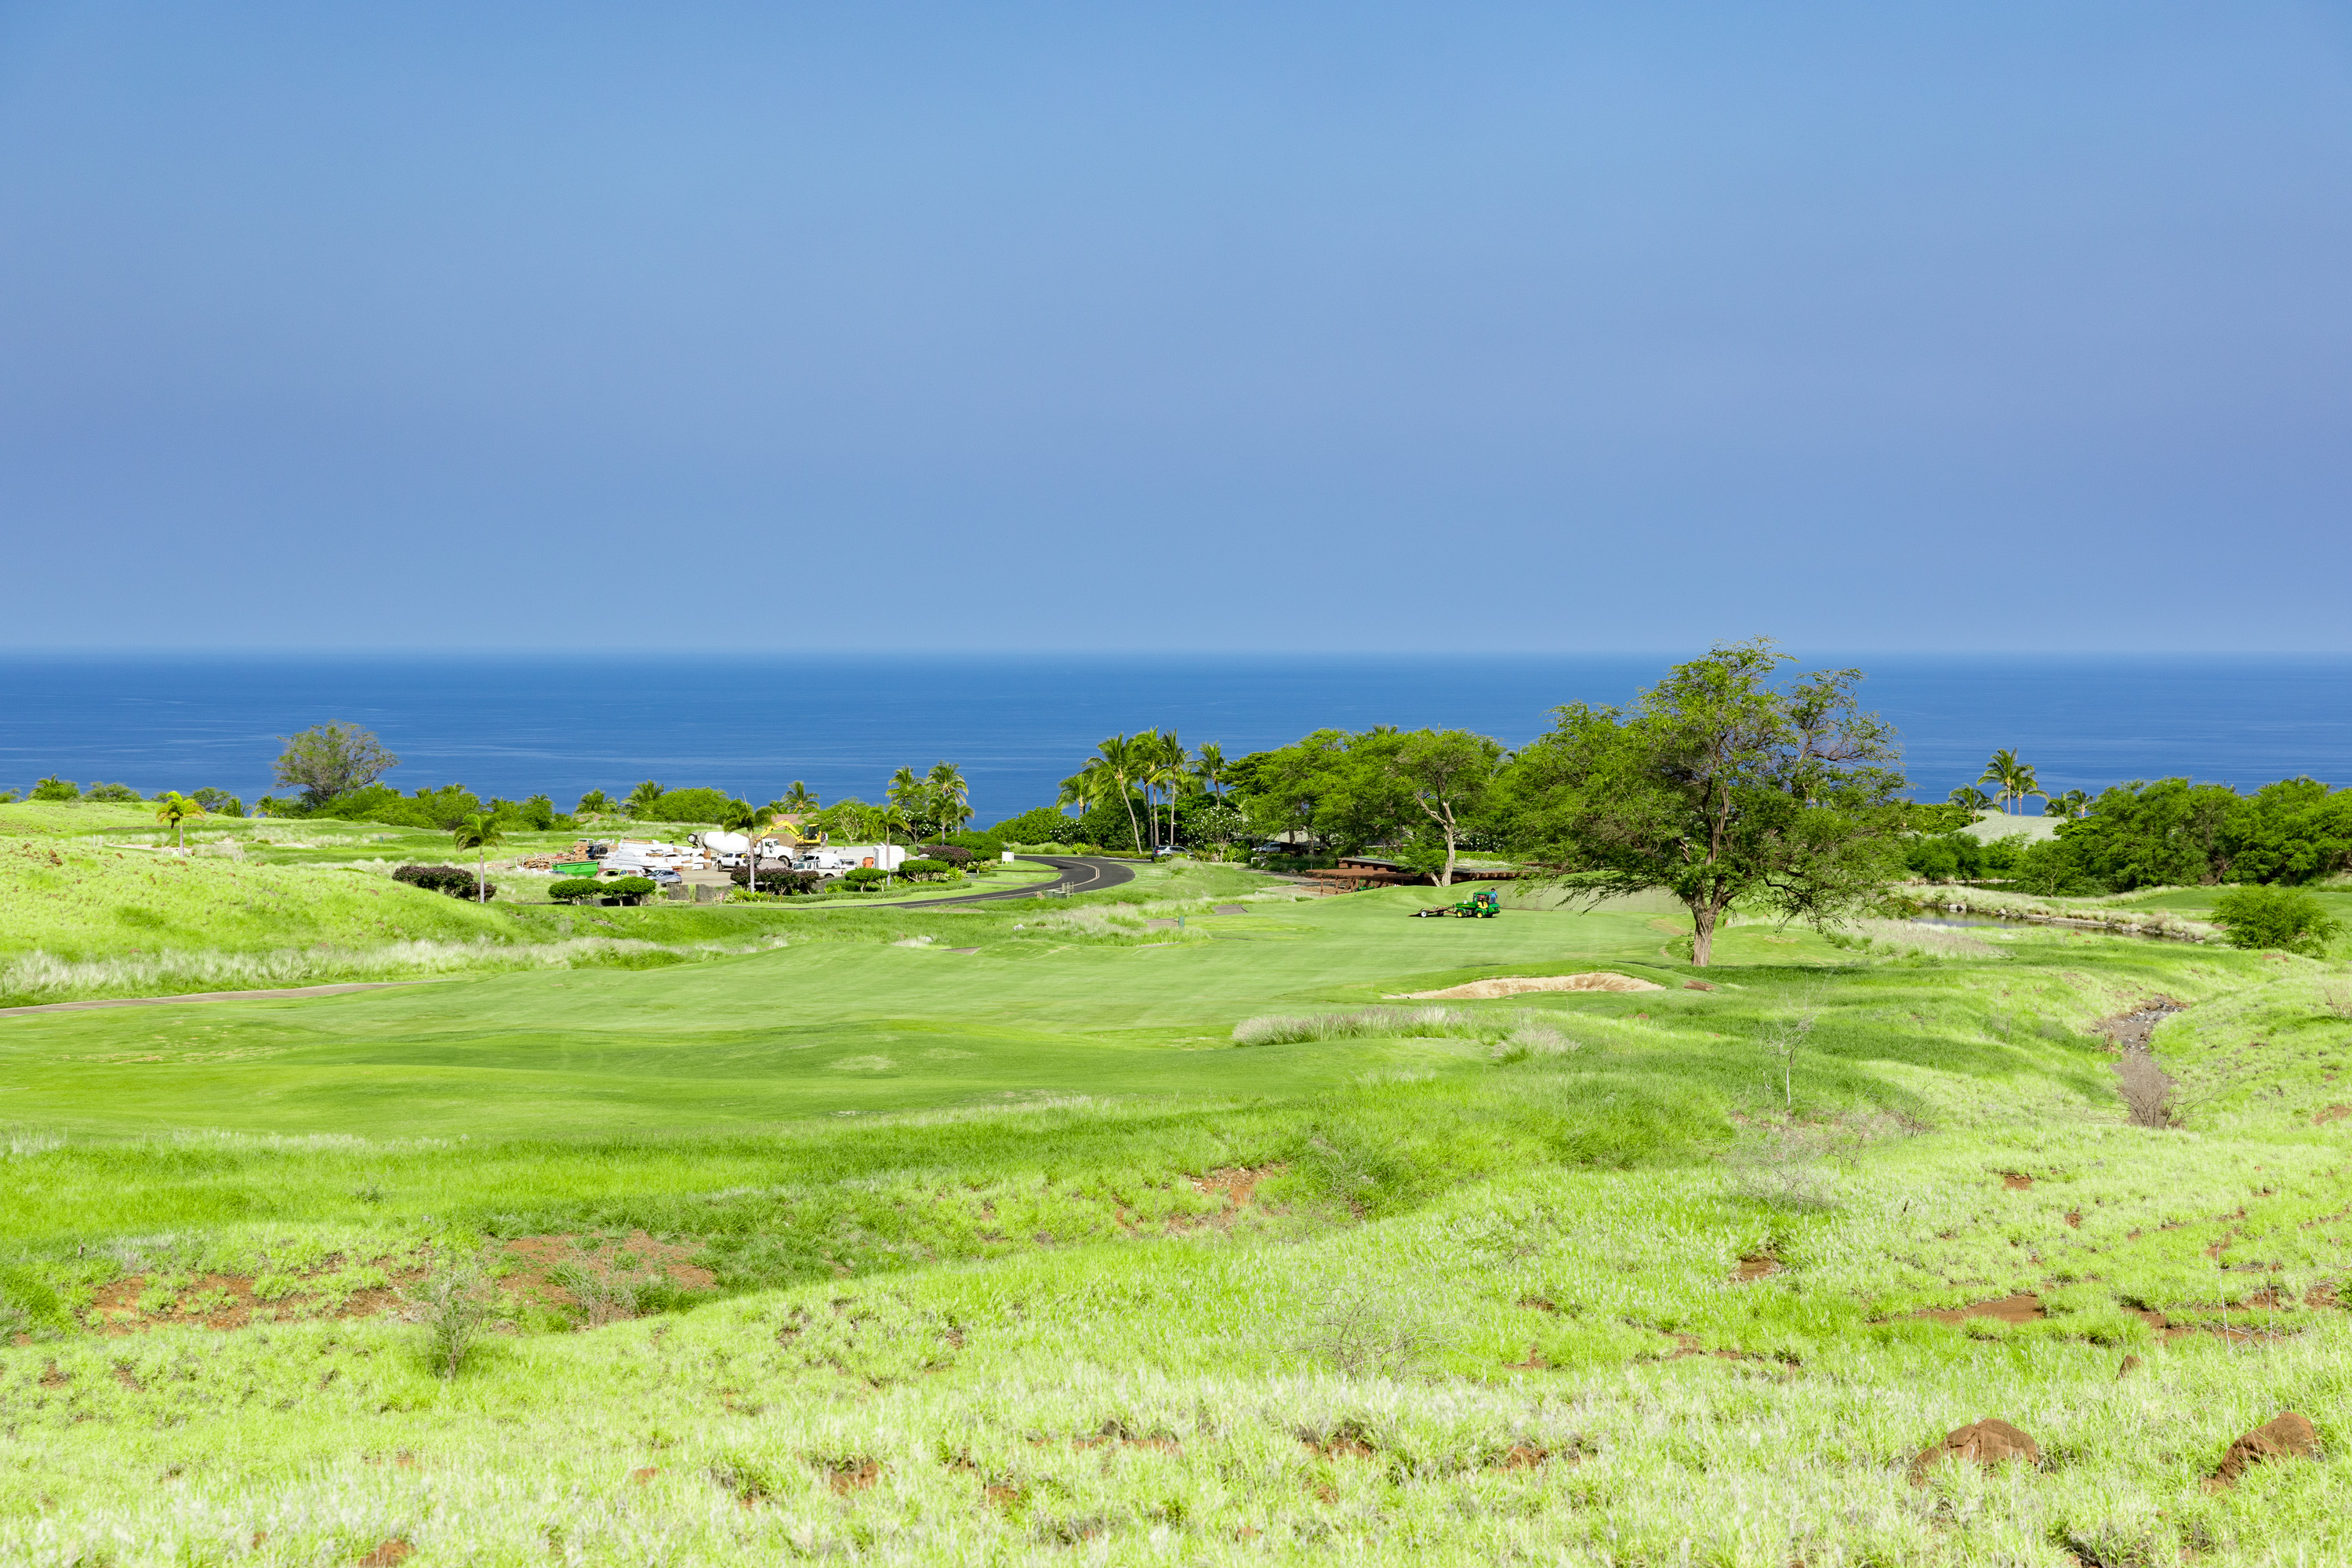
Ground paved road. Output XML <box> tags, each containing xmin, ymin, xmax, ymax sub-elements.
<box><xmin>862</xmin><ymin>855</ymin><xmax>1137</xmax><ymax>908</ymax></box>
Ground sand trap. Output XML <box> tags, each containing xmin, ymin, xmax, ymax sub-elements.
<box><xmin>1396</xmin><ymin>972</ymin><xmax>1663</xmax><ymax>1000</ymax></box>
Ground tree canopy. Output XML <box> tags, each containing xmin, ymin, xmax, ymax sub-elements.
<box><xmin>273</xmin><ymin>722</ymin><xmax>397</xmax><ymax>805</ymax></box>
<box><xmin>1500</xmin><ymin>638</ymin><xmax>1907</xmax><ymax>966</ymax></box>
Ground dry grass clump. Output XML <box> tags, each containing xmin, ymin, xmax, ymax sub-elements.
<box><xmin>0</xmin><ymin>935</ymin><xmax>706</xmax><ymax>1006</ymax></box>
<box><xmin>404</xmin><ymin>1261</ymin><xmax>495</xmax><ymax>1379</ymax></box>
<box><xmin>1233</xmin><ymin>1007</ymin><xmax>1477</xmax><ymax>1047</ymax></box>
<box><xmin>1839</xmin><ymin>918</ymin><xmax>1998</xmax><ymax>959</ymax></box>
<box><xmin>1724</xmin><ymin>1124</ymin><xmax>1841</xmax><ymax>1210</ymax></box>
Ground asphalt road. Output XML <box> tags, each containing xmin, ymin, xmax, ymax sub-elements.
<box><xmin>867</xmin><ymin>854</ymin><xmax>1137</xmax><ymax>908</ymax></box>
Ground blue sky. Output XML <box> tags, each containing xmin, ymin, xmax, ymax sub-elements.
<box><xmin>2</xmin><ymin>2</ymin><xmax>2347</xmax><ymax>652</ymax></box>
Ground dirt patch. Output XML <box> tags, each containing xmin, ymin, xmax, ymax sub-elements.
<box><xmin>1911</xmin><ymin>1419</ymin><xmax>2038</xmax><ymax>1483</ymax></box>
<box><xmin>1667</xmin><ymin>1332</ymin><xmax>1797</xmax><ymax>1367</ymax></box>
<box><xmin>89</xmin><ymin>1265</ymin><xmax>416</xmax><ymax>1335</ymax></box>
<box><xmin>2210</xmin><ymin>1412</ymin><xmax>2320</xmax><ymax>1487</ymax></box>
<box><xmin>1176</xmin><ymin>1164</ymin><xmax>1285</xmax><ymax>1230</ymax></box>
<box><xmin>1505</xmin><ymin>1345</ymin><xmax>1548</xmax><ymax>1370</ymax></box>
<box><xmin>2316</xmin><ymin>1105</ymin><xmax>2351</xmax><ymax>1125</ymax></box>
<box><xmin>1398</xmin><ymin>972</ymin><xmax>1663</xmax><ymax>1000</ymax></box>
<box><xmin>358</xmin><ymin>1543</ymin><xmax>412</xmax><ymax>1567</ymax></box>
<box><xmin>1733</xmin><ymin>1254</ymin><xmax>1781</xmax><ymax>1282</ymax></box>
<box><xmin>1212</xmin><ymin>905</ymin><xmax>1248</xmax><ymax>915</ymax></box>
<box><xmin>500</xmin><ymin>1231</ymin><xmax>715</xmax><ymax>1314</ymax></box>
<box><xmin>1301</xmin><ymin>1428</ymin><xmax>1376</xmax><ymax>1460</ymax></box>
<box><xmin>2002</xmin><ymin>1172</ymin><xmax>2034</xmax><ymax>1191</ymax></box>
<box><xmin>1915</xmin><ymin>1293</ymin><xmax>2045</xmax><ymax>1326</ymax></box>
<box><xmin>1497</xmin><ymin>1444</ymin><xmax>1548</xmax><ymax>1469</ymax></box>
<box><xmin>818</xmin><ymin>1458</ymin><xmax>882</xmax><ymax>1494</ymax></box>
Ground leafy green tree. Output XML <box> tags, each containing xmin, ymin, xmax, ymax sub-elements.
<box><xmin>2211</xmin><ymin>885</ymin><xmax>2342</xmax><ymax>956</ymax></box>
<box><xmin>274</xmin><ymin>722</ymin><xmax>397</xmax><ymax>806</ymax></box>
<box><xmin>637</xmin><ymin>787</ymin><xmax>735</xmax><ymax>822</ymax></box>
<box><xmin>152</xmin><ymin>790</ymin><xmax>206</xmax><ymax>851</ymax></box>
<box><xmin>575</xmin><ymin>789</ymin><xmax>615</xmax><ymax>818</ymax></box>
<box><xmin>31</xmin><ymin>776</ymin><xmax>80</xmax><ymax>801</ymax></box>
<box><xmin>450</xmin><ymin>813</ymin><xmax>506</xmax><ymax>903</ymax></box>
<box><xmin>1390</xmin><ymin>728</ymin><xmax>1504</xmax><ymax>885</ymax></box>
<box><xmin>2220</xmin><ymin>778</ymin><xmax>2352</xmax><ymax>884</ymax></box>
<box><xmin>1503</xmin><ymin>639</ymin><xmax>1907</xmax><ymax>967</ymax></box>
<box><xmin>622</xmin><ymin>781</ymin><xmax>663</xmax><ymax>818</ymax></box>
<box><xmin>992</xmin><ymin>806</ymin><xmax>1081</xmax><ymax>846</ymax></box>
<box><xmin>1193</xmin><ymin>742</ymin><xmax>1229</xmax><ymax>800</ymax></box>
<box><xmin>191</xmin><ymin>787</ymin><xmax>245</xmax><ymax>818</ymax></box>
<box><xmin>2058</xmin><ymin>779</ymin><xmax>2242</xmax><ymax>889</ymax></box>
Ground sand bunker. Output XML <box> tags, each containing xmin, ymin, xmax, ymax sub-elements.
<box><xmin>1399</xmin><ymin>972</ymin><xmax>1664</xmax><ymax>1000</ymax></box>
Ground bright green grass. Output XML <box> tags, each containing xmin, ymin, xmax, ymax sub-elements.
<box><xmin>0</xmin><ymin>873</ymin><xmax>2347</xmax><ymax>1563</ymax></box>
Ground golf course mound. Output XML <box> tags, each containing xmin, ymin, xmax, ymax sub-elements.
<box><xmin>1400</xmin><ymin>971</ymin><xmax>1663</xmax><ymax>1000</ymax></box>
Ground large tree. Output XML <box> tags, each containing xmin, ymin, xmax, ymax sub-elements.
<box><xmin>1505</xmin><ymin>639</ymin><xmax>1907</xmax><ymax>966</ymax></box>
<box><xmin>1391</xmin><ymin>728</ymin><xmax>1504</xmax><ymax>886</ymax></box>
<box><xmin>273</xmin><ymin>722</ymin><xmax>397</xmax><ymax>806</ymax></box>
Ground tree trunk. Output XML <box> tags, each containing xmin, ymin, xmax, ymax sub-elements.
<box><xmin>477</xmin><ymin>850</ymin><xmax>486</xmax><ymax>903</ymax></box>
<box><xmin>1689</xmin><ymin>899</ymin><xmax>1722</xmax><ymax>966</ymax></box>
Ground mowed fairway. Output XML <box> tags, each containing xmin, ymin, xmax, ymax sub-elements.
<box><xmin>0</xmin><ymin>892</ymin><xmax>1719</xmax><ymax>1136</ymax></box>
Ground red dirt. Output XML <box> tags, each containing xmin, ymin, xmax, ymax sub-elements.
<box><xmin>500</xmin><ymin>1231</ymin><xmax>715</xmax><ymax>1312</ymax></box>
<box><xmin>89</xmin><ymin>1265</ymin><xmax>416</xmax><ymax>1335</ymax></box>
<box><xmin>2002</xmin><ymin>1173</ymin><xmax>2034</xmax><ymax>1191</ymax></box>
<box><xmin>1176</xmin><ymin>1165</ymin><xmax>1284</xmax><ymax>1231</ymax></box>
<box><xmin>2316</xmin><ymin>1105</ymin><xmax>2351</xmax><ymax>1125</ymax></box>
<box><xmin>1915</xmin><ymin>1293</ymin><xmax>2045</xmax><ymax>1326</ymax></box>
<box><xmin>822</xmin><ymin>1458</ymin><xmax>882</xmax><ymax>1494</ymax></box>
<box><xmin>629</xmin><ymin>1467</ymin><xmax>659</xmax><ymax>1484</ymax></box>
<box><xmin>2118</xmin><ymin>1355</ymin><xmax>2141</xmax><ymax>1378</ymax></box>
<box><xmin>358</xmin><ymin>1543</ymin><xmax>412</xmax><ymax>1567</ymax></box>
<box><xmin>2211</xmin><ymin>1411</ymin><xmax>2319</xmax><ymax>1488</ymax></box>
<box><xmin>1505</xmin><ymin>1345</ymin><xmax>1548</xmax><ymax>1370</ymax></box>
<box><xmin>2065</xmin><ymin>1210</ymin><xmax>2082</xmax><ymax>1229</ymax></box>
<box><xmin>1734</xmin><ymin>1254</ymin><xmax>1782</xmax><ymax>1281</ymax></box>
<box><xmin>1498</xmin><ymin>1444</ymin><xmax>1548</xmax><ymax>1469</ymax></box>
<box><xmin>1683</xmin><ymin>980</ymin><xmax>1715</xmax><ymax>992</ymax></box>
<box><xmin>1911</xmin><ymin>1419</ymin><xmax>2039</xmax><ymax>1482</ymax></box>
<box><xmin>1301</xmin><ymin>1425</ymin><xmax>1376</xmax><ymax>1460</ymax></box>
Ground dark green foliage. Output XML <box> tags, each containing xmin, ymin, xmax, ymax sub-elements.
<box><xmin>394</xmin><ymin>864</ymin><xmax>496</xmax><ymax>899</ymax></box>
<box><xmin>842</xmin><ymin>866</ymin><xmax>890</xmax><ymax>887</ymax></box>
<box><xmin>728</xmin><ymin>866</ymin><xmax>822</xmax><ymax>895</ymax></box>
<box><xmin>1905</xmin><ymin>802</ymin><xmax>1976</xmax><ymax>833</ymax></box>
<box><xmin>1903</xmin><ymin>831</ymin><xmax>2024</xmax><ymax>883</ymax></box>
<box><xmin>989</xmin><ymin>808</ymin><xmax>1076</xmax><ymax>844</ymax></box>
<box><xmin>2014</xmin><ymin>775</ymin><xmax>2352</xmax><ymax>893</ymax></box>
<box><xmin>899</xmin><ymin>857</ymin><xmax>954</xmax><ymax>880</ymax></box>
<box><xmin>2011</xmin><ymin>838</ymin><xmax>2097</xmax><ymax>895</ymax></box>
<box><xmin>2222</xmin><ymin>777</ymin><xmax>2352</xmax><ymax>884</ymax></box>
<box><xmin>190</xmin><ymin>787</ymin><xmax>245</xmax><ymax>818</ymax></box>
<box><xmin>83</xmin><ymin>782</ymin><xmax>143</xmax><ymax>803</ymax></box>
<box><xmin>634</xmin><ymin>787</ymin><xmax>735</xmax><ymax>822</ymax></box>
<box><xmin>492</xmin><ymin>794</ymin><xmax>560</xmax><ymax>830</ymax></box>
<box><xmin>575</xmin><ymin>789</ymin><xmax>615</xmax><ymax>816</ymax></box>
<box><xmin>548</xmin><ymin>876</ymin><xmax>657</xmax><ymax>903</ymax></box>
<box><xmin>2210</xmin><ymin>885</ymin><xmax>2342</xmax><ymax>956</ymax></box>
<box><xmin>273</xmin><ymin>720</ymin><xmax>397</xmax><ymax>805</ymax></box>
<box><xmin>916</xmin><ymin>844</ymin><xmax>975</xmax><ymax>868</ymax></box>
<box><xmin>31</xmin><ymin>776</ymin><xmax>80</xmax><ymax>801</ymax></box>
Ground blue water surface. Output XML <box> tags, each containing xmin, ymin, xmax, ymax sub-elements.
<box><xmin>2</xmin><ymin>654</ymin><xmax>2346</xmax><ymax>825</ymax></box>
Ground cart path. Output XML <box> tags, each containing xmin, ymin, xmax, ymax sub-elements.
<box><xmin>0</xmin><ymin>981</ymin><xmax>432</xmax><ymax>1018</ymax></box>
<box><xmin>858</xmin><ymin>855</ymin><xmax>1136</xmax><ymax>907</ymax></box>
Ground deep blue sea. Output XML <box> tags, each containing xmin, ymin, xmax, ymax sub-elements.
<box><xmin>2</xmin><ymin>654</ymin><xmax>2347</xmax><ymax>825</ymax></box>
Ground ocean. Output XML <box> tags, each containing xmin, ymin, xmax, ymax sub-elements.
<box><xmin>2</xmin><ymin>653</ymin><xmax>2347</xmax><ymax>825</ymax></box>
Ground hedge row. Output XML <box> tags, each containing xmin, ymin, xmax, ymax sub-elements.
<box><xmin>394</xmin><ymin>865</ymin><xmax>496</xmax><ymax>899</ymax></box>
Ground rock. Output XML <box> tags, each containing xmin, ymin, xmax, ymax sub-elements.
<box><xmin>2212</xmin><ymin>1411</ymin><xmax>2320</xmax><ymax>1486</ymax></box>
<box><xmin>1911</xmin><ymin>1418</ymin><xmax>2039</xmax><ymax>1482</ymax></box>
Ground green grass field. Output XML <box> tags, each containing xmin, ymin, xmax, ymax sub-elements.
<box><xmin>1</xmin><ymin>827</ymin><xmax>2347</xmax><ymax>1564</ymax></box>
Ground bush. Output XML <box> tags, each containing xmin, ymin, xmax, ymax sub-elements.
<box><xmin>633</xmin><ymin>787</ymin><xmax>738</xmax><ymax>823</ymax></box>
<box><xmin>728</xmin><ymin>866</ymin><xmax>822</xmax><ymax>896</ymax></box>
<box><xmin>916</xmin><ymin>844</ymin><xmax>975</xmax><ymax>867</ymax></box>
<box><xmin>191</xmin><ymin>787</ymin><xmax>245</xmax><ymax>818</ymax></box>
<box><xmin>989</xmin><ymin>807</ymin><xmax>1083</xmax><ymax>845</ymax></box>
<box><xmin>841</xmin><ymin>866</ymin><xmax>890</xmax><ymax>888</ymax></box>
<box><xmin>31</xmin><ymin>777</ymin><xmax>79</xmax><ymax>802</ymax></box>
<box><xmin>899</xmin><ymin>857</ymin><xmax>956</xmax><ymax>881</ymax></box>
<box><xmin>546</xmin><ymin>880</ymin><xmax>606</xmax><ymax>902</ymax></box>
<box><xmin>83</xmin><ymin>782</ymin><xmax>143</xmax><ymax>803</ymax></box>
<box><xmin>394</xmin><ymin>864</ymin><xmax>495</xmax><ymax>899</ymax></box>
<box><xmin>2211</xmin><ymin>885</ymin><xmax>2343</xmax><ymax>956</ymax></box>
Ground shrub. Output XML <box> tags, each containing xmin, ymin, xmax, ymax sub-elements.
<box><xmin>2211</xmin><ymin>885</ymin><xmax>2343</xmax><ymax>956</ymax></box>
<box><xmin>841</xmin><ymin>866</ymin><xmax>890</xmax><ymax>888</ymax></box>
<box><xmin>990</xmin><ymin>806</ymin><xmax>1084</xmax><ymax>845</ymax></box>
<box><xmin>190</xmin><ymin>787</ymin><xmax>245</xmax><ymax>818</ymax></box>
<box><xmin>405</xmin><ymin>1262</ymin><xmax>495</xmax><ymax>1379</ymax></box>
<box><xmin>83</xmin><ymin>782</ymin><xmax>143</xmax><ymax>803</ymax></box>
<box><xmin>394</xmin><ymin>865</ymin><xmax>495</xmax><ymax>900</ymax></box>
<box><xmin>899</xmin><ymin>857</ymin><xmax>955</xmax><ymax>881</ymax></box>
<box><xmin>547</xmin><ymin>880</ymin><xmax>607</xmax><ymax>902</ymax></box>
<box><xmin>916</xmin><ymin>844</ymin><xmax>975</xmax><ymax>867</ymax></box>
<box><xmin>633</xmin><ymin>787</ymin><xmax>736</xmax><ymax>822</ymax></box>
<box><xmin>728</xmin><ymin>866</ymin><xmax>821</xmax><ymax>896</ymax></box>
<box><xmin>0</xmin><ymin>789</ymin><xmax>18</xmax><ymax>804</ymax></box>
<box><xmin>31</xmin><ymin>777</ymin><xmax>80</xmax><ymax>802</ymax></box>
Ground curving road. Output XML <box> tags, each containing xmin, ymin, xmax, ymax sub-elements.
<box><xmin>862</xmin><ymin>855</ymin><xmax>1136</xmax><ymax>909</ymax></box>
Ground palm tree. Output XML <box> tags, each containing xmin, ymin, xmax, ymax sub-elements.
<box><xmin>451</xmin><ymin>813</ymin><xmax>506</xmax><ymax>904</ymax></box>
<box><xmin>1947</xmin><ymin>785</ymin><xmax>1993</xmax><ymax>815</ymax></box>
<box><xmin>781</xmin><ymin>781</ymin><xmax>819</xmax><ymax>815</ymax></box>
<box><xmin>1192</xmin><ymin>742</ymin><xmax>1229</xmax><ymax>800</ymax></box>
<box><xmin>623</xmin><ymin>780</ymin><xmax>662</xmax><ymax>818</ymax></box>
<box><xmin>153</xmin><ymin>791</ymin><xmax>206</xmax><ymax>853</ymax></box>
<box><xmin>718</xmin><ymin>797</ymin><xmax>763</xmax><ymax>892</ymax></box>
<box><xmin>1091</xmin><ymin>735</ymin><xmax>1146</xmax><ymax>853</ymax></box>
<box><xmin>1978</xmin><ymin>750</ymin><xmax>2044</xmax><ymax>815</ymax></box>
<box><xmin>1056</xmin><ymin>767</ymin><xmax>1104</xmax><ymax>834</ymax></box>
<box><xmin>1143</xmin><ymin>731</ymin><xmax>1189</xmax><ymax>853</ymax></box>
<box><xmin>925</xmin><ymin>761</ymin><xmax>971</xmax><ymax>842</ymax></box>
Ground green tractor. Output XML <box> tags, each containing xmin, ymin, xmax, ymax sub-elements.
<box><xmin>1412</xmin><ymin>889</ymin><xmax>1500</xmax><ymax>919</ymax></box>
